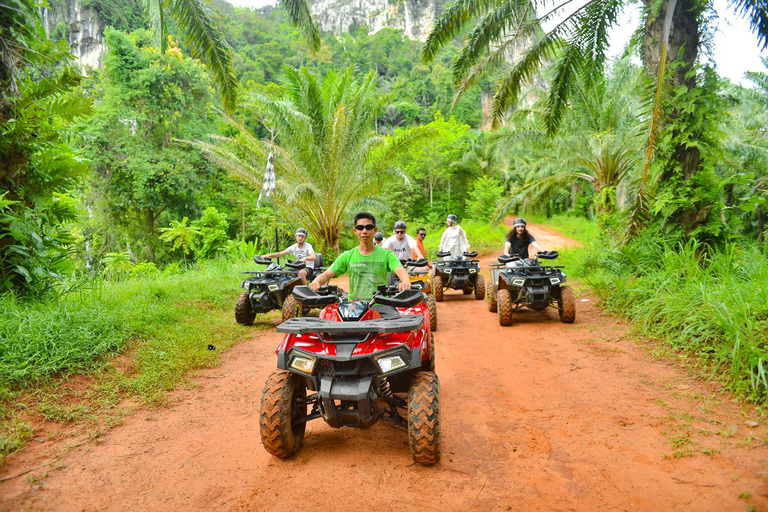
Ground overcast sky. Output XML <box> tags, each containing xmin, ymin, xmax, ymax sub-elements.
<box><xmin>226</xmin><ymin>0</ymin><xmax>768</xmax><ymax>85</ymax></box>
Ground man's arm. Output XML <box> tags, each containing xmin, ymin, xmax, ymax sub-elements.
<box><xmin>394</xmin><ymin>265</ymin><xmax>411</xmax><ymax>291</ymax></box>
<box><xmin>504</xmin><ymin>241</ymin><xmax>511</xmax><ymax>255</ymax></box>
<box><xmin>263</xmin><ymin>248</ymin><xmax>290</xmax><ymax>258</ymax></box>
<box><xmin>310</xmin><ymin>268</ymin><xmax>336</xmax><ymax>290</ymax></box>
<box><xmin>460</xmin><ymin>227</ymin><xmax>470</xmax><ymax>249</ymax></box>
<box><xmin>408</xmin><ymin>236</ymin><xmax>424</xmax><ymax>259</ymax></box>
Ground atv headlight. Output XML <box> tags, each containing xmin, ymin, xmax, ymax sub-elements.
<box><xmin>376</xmin><ymin>354</ymin><xmax>408</xmax><ymax>374</ymax></box>
<box><xmin>469</xmin><ymin>268</ymin><xmax>477</xmax><ymax>273</ymax></box>
<box><xmin>512</xmin><ymin>278</ymin><xmax>525</xmax><ymax>286</ymax></box>
<box><xmin>268</xmin><ymin>284</ymin><xmax>279</xmax><ymax>291</ymax></box>
<box><xmin>444</xmin><ymin>268</ymin><xmax>452</xmax><ymax>274</ymax></box>
<box><xmin>289</xmin><ymin>355</ymin><xmax>316</xmax><ymax>374</ymax></box>
<box><xmin>549</xmin><ymin>277</ymin><xmax>561</xmax><ymax>285</ymax></box>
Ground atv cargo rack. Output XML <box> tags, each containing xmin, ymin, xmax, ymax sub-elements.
<box><xmin>276</xmin><ymin>315</ymin><xmax>424</xmax><ymax>334</ymax></box>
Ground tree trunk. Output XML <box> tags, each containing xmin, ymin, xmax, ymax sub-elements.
<box><xmin>146</xmin><ymin>208</ymin><xmax>155</xmax><ymax>262</ymax></box>
<box><xmin>643</xmin><ymin>0</ymin><xmax>708</xmax><ymax>235</ymax></box>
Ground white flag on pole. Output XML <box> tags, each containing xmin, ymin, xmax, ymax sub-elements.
<box><xmin>257</xmin><ymin>148</ymin><xmax>275</xmax><ymax>208</ymax></box>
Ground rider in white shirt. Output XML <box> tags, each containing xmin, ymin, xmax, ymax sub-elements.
<box><xmin>262</xmin><ymin>228</ymin><xmax>317</xmax><ymax>284</ymax></box>
<box><xmin>383</xmin><ymin>221</ymin><xmax>424</xmax><ymax>262</ymax></box>
<box><xmin>438</xmin><ymin>214</ymin><xmax>470</xmax><ymax>259</ymax></box>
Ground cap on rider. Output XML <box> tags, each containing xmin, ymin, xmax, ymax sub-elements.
<box><xmin>513</xmin><ymin>218</ymin><xmax>526</xmax><ymax>228</ymax></box>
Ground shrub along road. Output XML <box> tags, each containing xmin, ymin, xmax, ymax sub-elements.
<box><xmin>1</xmin><ymin>225</ymin><xmax>767</xmax><ymax>511</ymax></box>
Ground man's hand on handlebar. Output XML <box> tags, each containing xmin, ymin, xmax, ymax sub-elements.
<box><xmin>398</xmin><ymin>280</ymin><xmax>412</xmax><ymax>292</ymax></box>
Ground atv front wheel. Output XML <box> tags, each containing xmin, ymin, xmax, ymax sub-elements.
<box><xmin>433</xmin><ymin>276</ymin><xmax>444</xmax><ymax>302</ymax></box>
<box><xmin>474</xmin><ymin>275</ymin><xmax>486</xmax><ymax>300</ymax></box>
<box><xmin>408</xmin><ymin>371</ymin><xmax>441</xmax><ymax>465</ymax></box>
<box><xmin>260</xmin><ymin>370</ymin><xmax>307</xmax><ymax>458</ymax></box>
<box><xmin>558</xmin><ymin>286</ymin><xmax>576</xmax><ymax>323</ymax></box>
<box><xmin>281</xmin><ymin>294</ymin><xmax>302</xmax><ymax>322</ymax></box>
<box><xmin>235</xmin><ymin>292</ymin><xmax>256</xmax><ymax>325</ymax></box>
<box><xmin>486</xmin><ymin>285</ymin><xmax>497</xmax><ymax>312</ymax></box>
<box><xmin>426</xmin><ymin>293</ymin><xmax>438</xmax><ymax>332</ymax></box>
<box><xmin>497</xmin><ymin>289</ymin><xmax>513</xmax><ymax>326</ymax></box>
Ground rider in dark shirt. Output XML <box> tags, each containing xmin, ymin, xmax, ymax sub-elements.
<box><xmin>505</xmin><ymin>218</ymin><xmax>545</xmax><ymax>260</ymax></box>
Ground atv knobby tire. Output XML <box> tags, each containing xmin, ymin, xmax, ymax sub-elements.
<box><xmin>497</xmin><ymin>289</ymin><xmax>513</xmax><ymax>326</ymax></box>
<box><xmin>558</xmin><ymin>286</ymin><xmax>576</xmax><ymax>323</ymax></box>
<box><xmin>433</xmin><ymin>276</ymin><xmax>444</xmax><ymax>302</ymax></box>
<box><xmin>260</xmin><ymin>370</ymin><xmax>307</xmax><ymax>458</ymax></box>
<box><xmin>486</xmin><ymin>285</ymin><xmax>497</xmax><ymax>312</ymax></box>
<box><xmin>281</xmin><ymin>294</ymin><xmax>302</xmax><ymax>322</ymax></box>
<box><xmin>235</xmin><ymin>292</ymin><xmax>256</xmax><ymax>325</ymax></box>
<box><xmin>426</xmin><ymin>293</ymin><xmax>438</xmax><ymax>332</ymax></box>
<box><xmin>474</xmin><ymin>275</ymin><xmax>486</xmax><ymax>300</ymax></box>
<box><xmin>408</xmin><ymin>371</ymin><xmax>441</xmax><ymax>465</ymax></box>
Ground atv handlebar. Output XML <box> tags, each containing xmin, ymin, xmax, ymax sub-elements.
<box><xmin>403</xmin><ymin>258</ymin><xmax>428</xmax><ymax>267</ymax></box>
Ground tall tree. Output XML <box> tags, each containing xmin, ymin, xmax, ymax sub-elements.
<box><xmin>423</xmin><ymin>0</ymin><xmax>768</xmax><ymax>239</ymax></box>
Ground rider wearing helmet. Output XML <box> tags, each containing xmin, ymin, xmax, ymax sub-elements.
<box><xmin>383</xmin><ymin>221</ymin><xmax>424</xmax><ymax>262</ymax></box>
<box><xmin>262</xmin><ymin>227</ymin><xmax>317</xmax><ymax>284</ymax></box>
<box><xmin>374</xmin><ymin>232</ymin><xmax>385</xmax><ymax>247</ymax></box>
<box><xmin>505</xmin><ymin>218</ymin><xmax>545</xmax><ymax>261</ymax></box>
<box><xmin>439</xmin><ymin>214</ymin><xmax>470</xmax><ymax>258</ymax></box>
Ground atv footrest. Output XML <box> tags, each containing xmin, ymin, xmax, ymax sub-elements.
<box><xmin>277</xmin><ymin>315</ymin><xmax>424</xmax><ymax>334</ymax></box>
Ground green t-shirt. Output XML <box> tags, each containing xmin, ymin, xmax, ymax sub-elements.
<box><xmin>330</xmin><ymin>246</ymin><xmax>402</xmax><ymax>300</ymax></box>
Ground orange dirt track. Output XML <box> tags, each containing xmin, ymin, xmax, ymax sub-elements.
<box><xmin>1</xmin><ymin>223</ymin><xmax>767</xmax><ymax>511</ymax></box>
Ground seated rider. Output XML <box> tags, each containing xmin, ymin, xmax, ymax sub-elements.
<box><xmin>374</xmin><ymin>232</ymin><xmax>385</xmax><ymax>247</ymax></box>
<box><xmin>262</xmin><ymin>227</ymin><xmax>317</xmax><ymax>285</ymax></box>
<box><xmin>438</xmin><ymin>214</ymin><xmax>470</xmax><ymax>259</ymax></box>
<box><xmin>382</xmin><ymin>221</ymin><xmax>424</xmax><ymax>263</ymax></box>
<box><xmin>310</xmin><ymin>212</ymin><xmax>411</xmax><ymax>301</ymax></box>
<box><xmin>504</xmin><ymin>218</ymin><xmax>546</xmax><ymax>264</ymax></box>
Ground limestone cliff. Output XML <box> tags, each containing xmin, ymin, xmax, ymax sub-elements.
<box><xmin>42</xmin><ymin>0</ymin><xmax>107</xmax><ymax>71</ymax></box>
<box><xmin>310</xmin><ymin>0</ymin><xmax>445</xmax><ymax>42</ymax></box>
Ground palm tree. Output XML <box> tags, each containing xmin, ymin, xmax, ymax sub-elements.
<box><xmin>490</xmin><ymin>58</ymin><xmax>645</xmax><ymax>220</ymax></box>
<box><xmin>143</xmin><ymin>0</ymin><xmax>321</xmax><ymax>112</ymax></box>
<box><xmin>423</xmin><ymin>0</ymin><xmax>768</xmax><ymax>236</ymax></box>
<box><xmin>188</xmin><ymin>67</ymin><xmax>434</xmax><ymax>252</ymax></box>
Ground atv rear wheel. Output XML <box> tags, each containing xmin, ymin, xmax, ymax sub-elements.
<box><xmin>426</xmin><ymin>293</ymin><xmax>438</xmax><ymax>332</ymax></box>
<box><xmin>474</xmin><ymin>275</ymin><xmax>486</xmax><ymax>300</ymax></box>
<box><xmin>433</xmin><ymin>276</ymin><xmax>444</xmax><ymax>302</ymax></box>
<box><xmin>235</xmin><ymin>292</ymin><xmax>256</xmax><ymax>325</ymax></box>
<box><xmin>497</xmin><ymin>289</ymin><xmax>513</xmax><ymax>326</ymax></box>
<box><xmin>486</xmin><ymin>285</ymin><xmax>497</xmax><ymax>312</ymax></box>
<box><xmin>408</xmin><ymin>372</ymin><xmax>441</xmax><ymax>465</ymax></box>
<box><xmin>281</xmin><ymin>294</ymin><xmax>302</xmax><ymax>322</ymax></box>
<box><xmin>260</xmin><ymin>370</ymin><xmax>307</xmax><ymax>458</ymax></box>
<box><xmin>558</xmin><ymin>286</ymin><xmax>576</xmax><ymax>323</ymax></box>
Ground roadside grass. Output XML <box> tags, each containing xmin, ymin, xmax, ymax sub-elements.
<box><xmin>575</xmin><ymin>236</ymin><xmax>768</xmax><ymax>404</ymax></box>
<box><xmin>0</xmin><ymin>258</ymin><xmax>267</xmax><ymax>464</ymax></box>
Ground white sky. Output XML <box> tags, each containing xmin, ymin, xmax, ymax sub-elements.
<box><xmin>226</xmin><ymin>0</ymin><xmax>768</xmax><ymax>85</ymax></box>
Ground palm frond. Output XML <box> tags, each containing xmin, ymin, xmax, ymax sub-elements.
<box><xmin>168</xmin><ymin>0</ymin><xmax>238</xmax><ymax>111</ymax></box>
<box><xmin>278</xmin><ymin>0</ymin><xmax>321</xmax><ymax>52</ymax></box>
<box><xmin>144</xmin><ymin>0</ymin><xmax>168</xmax><ymax>51</ymax></box>
<box><xmin>728</xmin><ymin>0</ymin><xmax>768</xmax><ymax>50</ymax></box>
<box><xmin>422</xmin><ymin>0</ymin><xmax>504</xmax><ymax>62</ymax></box>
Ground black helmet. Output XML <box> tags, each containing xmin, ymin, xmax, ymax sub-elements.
<box><xmin>447</xmin><ymin>214</ymin><xmax>458</xmax><ymax>223</ymax></box>
<box><xmin>295</xmin><ymin>227</ymin><xmax>308</xmax><ymax>236</ymax></box>
<box><xmin>374</xmin><ymin>232</ymin><xmax>384</xmax><ymax>241</ymax></box>
<box><xmin>513</xmin><ymin>218</ymin><xmax>526</xmax><ymax>228</ymax></box>
<box><xmin>394</xmin><ymin>221</ymin><xmax>407</xmax><ymax>230</ymax></box>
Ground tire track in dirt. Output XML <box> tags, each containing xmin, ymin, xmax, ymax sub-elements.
<box><xmin>1</xmin><ymin>225</ymin><xmax>767</xmax><ymax>511</ymax></box>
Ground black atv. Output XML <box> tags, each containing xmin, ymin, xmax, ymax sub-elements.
<box><xmin>389</xmin><ymin>258</ymin><xmax>438</xmax><ymax>332</ymax></box>
<box><xmin>486</xmin><ymin>251</ymin><xmax>575</xmax><ymax>326</ymax></box>
<box><xmin>235</xmin><ymin>254</ymin><xmax>324</xmax><ymax>325</ymax></box>
<box><xmin>432</xmin><ymin>251</ymin><xmax>486</xmax><ymax>302</ymax></box>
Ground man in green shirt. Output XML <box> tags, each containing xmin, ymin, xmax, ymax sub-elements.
<box><xmin>310</xmin><ymin>212</ymin><xmax>411</xmax><ymax>300</ymax></box>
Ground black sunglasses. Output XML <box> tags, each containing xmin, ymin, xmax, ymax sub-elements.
<box><xmin>355</xmin><ymin>224</ymin><xmax>376</xmax><ymax>230</ymax></box>
<box><xmin>395</xmin><ymin>230</ymin><xmax>405</xmax><ymax>234</ymax></box>
<box><xmin>418</xmin><ymin>232</ymin><xmax>426</xmax><ymax>236</ymax></box>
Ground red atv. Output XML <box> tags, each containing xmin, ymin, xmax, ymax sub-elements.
<box><xmin>259</xmin><ymin>285</ymin><xmax>441</xmax><ymax>465</ymax></box>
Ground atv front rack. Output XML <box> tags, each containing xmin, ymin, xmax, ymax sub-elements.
<box><xmin>277</xmin><ymin>315</ymin><xmax>424</xmax><ymax>334</ymax></box>
<box><xmin>241</xmin><ymin>270</ymin><xmax>302</xmax><ymax>275</ymax></box>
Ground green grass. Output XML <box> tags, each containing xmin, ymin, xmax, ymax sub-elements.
<box><xmin>578</xmin><ymin>237</ymin><xmax>768</xmax><ymax>402</ymax></box>
<box><xmin>0</xmin><ymin>257</ymin><xmax>265</xmax><ymax>463</ymax></box>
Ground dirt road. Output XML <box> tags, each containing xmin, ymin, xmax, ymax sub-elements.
<box><xmin>2</xmin><ymin>224</ymin><xmax>767</xmax><ymax>511</ymax></box>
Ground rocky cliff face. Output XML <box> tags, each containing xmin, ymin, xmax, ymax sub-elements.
<box><xmin>310</xmin><ymin>0</ymin><xmax>443</xmax><ymax>42</ymax></box>
<box><xmin>42</xmin><ymin>0</ymin><xmax>107</xmax><ymax>71</ymax></box>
